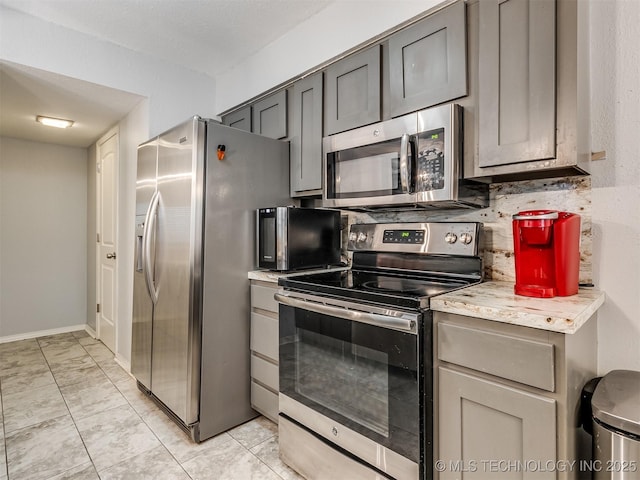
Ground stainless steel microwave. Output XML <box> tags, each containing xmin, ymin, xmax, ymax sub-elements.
<box><xmin>256</xmin><ymin>206</ymin><xmax>341</xmax><ymax>271</ymax></box>
<box><xmin>322</xmin><ymin>103</ymin><xmax>489</xmax><ymax>210</ymax></box>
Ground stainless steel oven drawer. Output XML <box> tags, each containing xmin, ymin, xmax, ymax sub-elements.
<box><xmin>438</xmin><ymin>319</ymin><xmax>555</xmax><ymax>392</ymax></box>
<box><xmin>280</xmin><ymin>415</ymin><xmax>393</xmax><ymax>480</ymax></box>
<box><xmin>251</xmin><ymin>284</ymin><xmax>279</xmax><ymax>314</ymax></box>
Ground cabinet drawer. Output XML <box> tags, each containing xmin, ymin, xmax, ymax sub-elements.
<box><xmin>251</xmin><ymin>354</ymin><xmax>279</xmax><ymax>391</ymax></box>
<box><xmin>250</xmin><ymin>312</ymin><xmax>279</xmax><ymax>362</ymax></box>
<box><xmin>251</xmin><ymin>284</ymin><xmax>279</xmax><ymax>314</ymax></box>
<box><xmin>438</xmin><ymin>322</ymin><xmax>555</xmax><ymax>392</ymax></box>
<box><xmin>251</xmin><ymin>381</ymin><xmax>279</xmax><ymax>423</ymax></box>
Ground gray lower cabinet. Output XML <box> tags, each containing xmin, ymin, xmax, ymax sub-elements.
<box><xmin>250</xmin><ymin>280</ymin><xmax>280</xmax><ymax>423</ymax></box>
<box><xmin>387</xmin><ymin>0</ymin><xmax>467</xmax><ymax>118</ymax></box>
<box><xmin>434</xmin><ymin>311</ymin><xmax>597</xmax><ymax>480</ymax></box>
<box><xmin>290</xmin><ymin>72</ymin><xmax>323</xmax><ymax>197</ymax></box>
<box><xmin>222</xmin><ymin>106</ymin><xmax>251</xmax><ymax>132</ymax></box>
<box><xmin>252</xmin><ymin>90</ymin><xmax>287</xmax><ymax>140</ymax></box>
<box><xmin>468</xmin><ymin>0</ymin><xmax>590</xmax><ymax>181</ymax></box>
<box><xmin>439</xmin><ymin>368</ymin><xmax>557</xmax><ymax>480</ymax></box>
<box><xmin>324</xmin><ymin>45</ymin><xmax>381</xmax><ymax>135</ymax></box>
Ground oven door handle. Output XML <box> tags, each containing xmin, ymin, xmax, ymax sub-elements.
<box><xmin>274</xmin><ymin>292</ymin><xmax>418</xmax><ymax>334</ymax></box>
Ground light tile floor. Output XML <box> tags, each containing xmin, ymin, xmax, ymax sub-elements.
<box><xmin>0</xmin><ymin>331</ymin><xmax>303</xmax><ymax>480</ymax></box>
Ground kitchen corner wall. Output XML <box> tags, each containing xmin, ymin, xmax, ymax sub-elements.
<box><xmin>221</xmin><ymin>0</ymin><xmax>640</xmax><ymax>372</ymax></box>
<box><xmin>589</xmin><ymin>0</ymin><xmax>640</xmax><ymax>374</ymax></box>
<box><xmin>215</xmin><ymin>1</ymin><xmax>440</xmax><ymax>113</ymax></box>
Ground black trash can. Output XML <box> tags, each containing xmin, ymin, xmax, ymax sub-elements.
<box><xmin>590</xmin><ymin>370</ymin><xmax>640</xmax><ymax>479</ymax></box>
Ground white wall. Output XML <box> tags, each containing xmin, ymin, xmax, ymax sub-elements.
<box><xmin>590</xmin><ymin>0</ymin><xmax>640</xmax><ymax>373</ymax></box>
<box><xmin>113</xmin><ymin>100</ymin><xmax>149</xmax><ymax>367</ymax></box>
<box><xmin>215</xmin><ymin>0</ymin><xmax>440</xmax><ymax>113</ymax></box>
<box><xmin>0</xmin><ymin>6</ymin><xmax>216</xmax><ymax>138</ymax></box>
<box><xmin>85</xmin><ymin>100</ymin><xmax>149</xmax><ymax>365</ymax></box>
<box><xmin>0</xmin><ymin>137</ymin><xmax>88</xmax><ymax>337</ymax></box>
<box><xmin>87</xmin><ymin>142</ymin><xmax>97</xmax><ymax>331</ymax></box>
<box><xmin>1</xmin><ymin>6</ymin><xmax>212</xmax><ymax>363</ymax></box>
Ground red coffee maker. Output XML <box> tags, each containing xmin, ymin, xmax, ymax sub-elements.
<box><xmin>512</xmin><ymin>210</ymin><xmax>581</xmax><ymax>298</ymax></box>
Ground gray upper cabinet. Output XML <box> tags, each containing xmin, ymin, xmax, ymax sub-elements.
<box><xmin>387</xmin><ymin>0</ymin><xmax>467</xmax><ymax>118</ymax></box>
<box><xmin>469</xmin><ymin>0</ymin><xmax>591</xmax><ymax>181</ymax></box>
<box><xmin>478</xmin><ymin>0</ymin><xmax>556</xmax><ymax>168</ymax></box>
<box><xmin>290</xmin><ymin>72</ymin><xmax>323</xmax><ymax>197</ymax></box>
<box><xmin>221</xmin><ymin>106</ymin><xmax>251</xmax><ymax>132</ymax></box>
<box><xmin>324</xmin><ymin>46</ymin><xmax>381</xmax><ymax>135</ymax></box>
<box><xmin>252</xmin><ymin>90</ymin><xmax>287</xmax><ymax>139</ymax></box>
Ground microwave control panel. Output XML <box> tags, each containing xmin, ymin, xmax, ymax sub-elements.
<box><xmin>416</xmin><ymin>128</ymin><xmax>445</xmax><ymax>191</ymax></box>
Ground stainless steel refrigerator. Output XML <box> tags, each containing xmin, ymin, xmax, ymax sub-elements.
<box><xmin>131</xmin><ymin>116</ymin><xmax>290</xmax><ymax>442</ymax></box>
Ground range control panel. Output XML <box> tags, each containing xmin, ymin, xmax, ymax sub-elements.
<box><xmin>348</xmin><ymin>222</ymin><xmax>482</xmax><ymax>257</ymax></box>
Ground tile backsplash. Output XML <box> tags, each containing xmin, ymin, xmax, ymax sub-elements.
<box><xmin>344</xmin><ymin>176</ymin><xmax>592</xmax><ymax>283</ymax></box>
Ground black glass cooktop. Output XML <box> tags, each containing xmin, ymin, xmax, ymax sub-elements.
<box><xmin>279</xmin><ymin>269</ymin><xmax>472</xmax><ymax>310</ymax></box>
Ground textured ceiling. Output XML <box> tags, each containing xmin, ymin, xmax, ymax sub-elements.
<box><xmin>0</xmin><ymin>0</ymin><xmax>333</xmax><ymax>78</ymax></box>
<box><xmin>0</xmin><ymin>0</ymin><xmax>333</xmax><ymax>147</ymax></box>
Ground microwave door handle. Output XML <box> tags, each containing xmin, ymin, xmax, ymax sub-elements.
<box><xmin>274</xmin><ymin>292</ymin><xmax>417</xmax><ymax>334</ymax></box>
<box><xmin>399</xmin><ymin>133</ymin><xmax>413</xmax><ymax>194</ymax></box>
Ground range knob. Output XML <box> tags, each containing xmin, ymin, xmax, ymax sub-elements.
<box><xmin>445</xmin><ymin>232</ymin><xmax>458</xmax><ymax>244</ymax></box>
<box><xmin>349</xmin><ymin>232</ymin><xmax>358</xmax><ymax>242</ymax></box>
<box><xmin>460</xmin><ymin>233</ymin><xmax>473</xmax><ymax>245</ymax></box>
<box><xmin>357</xmin><ymin>232</ymin><xmax>368</xmax><ymax>243</ymax></box>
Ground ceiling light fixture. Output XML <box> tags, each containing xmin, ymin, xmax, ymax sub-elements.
<box><xmin>36</xmin><ymin>115</ymin><xmax>74</xmax><ymax>129</ymax></box>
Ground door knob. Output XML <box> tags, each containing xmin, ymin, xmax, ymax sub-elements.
<box><xmin>106</xmin><ymin>252</ymin><xmax>116</xmax><ymax>259</ymax></box>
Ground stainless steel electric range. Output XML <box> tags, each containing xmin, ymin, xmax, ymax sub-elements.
<box><xmin>275</xmin><ymin>222</ymin><xmax>484</xmax><ymax>480</ymax></box>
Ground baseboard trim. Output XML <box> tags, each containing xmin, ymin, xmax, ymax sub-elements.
<box><xmin>0</xmin><ymin>324</ymin><xmax>88</xmax><ymax>344</ymax></box>
<box><xmin>114</xmin><ymin>354</ymin><xmax>132</xmax><ymax>374</ymax></box>
<box><xmin>84</xmin><ymin>324</ymin><xmax>97</xmax><ymax>338</ymax></box>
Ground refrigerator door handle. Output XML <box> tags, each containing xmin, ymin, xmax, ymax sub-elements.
<box><xmin>143</xmin><ymin>191</ymin><xmax>160</xmax><ymax>304</ymax></box>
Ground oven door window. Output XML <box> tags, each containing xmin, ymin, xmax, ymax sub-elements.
<box><xmin>326</xmin><ymin>139</ymin><xmax>404</xmax><ymax>200</ymax></box>
<box><xmin>279</xmin><ymin>304</ymin><xmax>421</xmax><ymax>463</ymax></box>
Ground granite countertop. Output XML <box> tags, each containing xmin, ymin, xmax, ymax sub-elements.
<box><xmin>248</xmin><ymin>265</ymin><xmax>349</xmax><ymax>283</ymax></box>
<box><xmin>430</xmin><ymin>281</ymin><xmax>605</xmax><ymax>334</ymax></box>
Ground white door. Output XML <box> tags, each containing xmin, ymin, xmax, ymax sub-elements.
<box><xmin>96</xmin><ymin>128</ymin><xmax>118</xmax><ymax>353</ymax></box>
